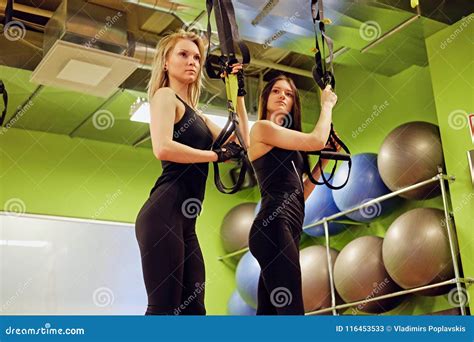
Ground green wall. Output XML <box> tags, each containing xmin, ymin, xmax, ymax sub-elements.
<box><xmin>425</xmin><ymin>15</ymin><xmax>474</xmax><ymax>311</ymax></box>
<box><xmin>0</xmin><ymin>127</ymin><xmax>259</xmax><ymax>314</ymax></box>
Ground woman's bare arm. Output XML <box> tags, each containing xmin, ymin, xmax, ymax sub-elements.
<box><xmin>249</xmin><ymin>85</ymin><xmax>336</xmax><ymax>156</ymax></box>
<box><xmin>249</xmin><ymin>102</ymin><xmax>333</xmax><ymax>152</ymax></box>
<box><xmin>149</xmin><ymin>88</ymin><xmax>217</xmax><ymax>163</ymax></box>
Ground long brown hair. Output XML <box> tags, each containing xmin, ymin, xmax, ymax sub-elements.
<box><xmin>258</xmin><ymin>74</ymin><xmax>310</xmax><ymax>173</ymax></box>
<box><xmin>147</xmin><ymin>30</ymin><xmax>205</xmax><ymax>108</ymax></box>
<box><xmin>257</xmin><ymin>75</ymin><xmax>303</xmax><ymax>132</ymax></box>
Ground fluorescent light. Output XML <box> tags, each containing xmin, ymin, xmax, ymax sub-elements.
<box><xmin>130</xmin><ymin>99</ymin><xmax>255</xmax><ymax>129</ymax></box>
<box><xmin>129</xmin><ymin>98</ymin><xmax>150</xmax><ymax>123</ymax></box>
<box><xmin>56</xmin><ymin>59</ymin><xmax>111</xmax><ymax>86</ymax></box>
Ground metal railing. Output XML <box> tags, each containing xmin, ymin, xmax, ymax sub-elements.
<box><xmin>219</xmin><ymin>169</ymin><xmax>472</xmax><ymax>315</ymax></box>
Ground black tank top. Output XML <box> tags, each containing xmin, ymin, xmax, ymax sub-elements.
<box><xmin>150</xmin><ymin>95</ymin><xmax>213</xmax><ymax>199</ymax></box>
<box><xmin>252</xmin><ymin>147</ymin><xmax>305</xmax><ymax>228</ymax></box>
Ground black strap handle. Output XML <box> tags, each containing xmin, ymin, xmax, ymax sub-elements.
<box><xmin>205</xmin><ymin>0</ymin><xmax>250</xmax><ymax>80</ymax></box>
<box><xmin>212</xmin><ymin>109</ymin><xmax>250</xmax><ymax>194</ymax></box>
<box><xmin>205</xmin><ymin>0</ymin><xmax>251</xmax><ymax>194</ymax></box>
<box><xmin>0</xmin><ymin>81</ymin><xmax>8</xmax><ymax>127</ymax></box>
<box><xmin>306</xmin><ymin>125</ymin><xmax>352</xmax><ymax>190</ymax></box>
<box><xmin>306</xmin><ymin>1</ymin><xmax>351</xmax><ymax>189</ymax></box>
<box><xmin>311</xmin><ymin>0</ymin><xmax>335</xmax><ymax>90</ymax></box>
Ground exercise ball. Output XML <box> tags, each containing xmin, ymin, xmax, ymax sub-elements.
<box><xmin>334</xmin><ymin>236</ymin><xmax>403</xmax><ymax>313</ymax></box>
<box><xmin>228</xmin><ymin>290</ymin><xmax>256</xmax><ymax>315</ymax></box>
<box><xmin>300</xmin><ymin>245</ymin><xmax>340</xmax><ymax>312</ymax></box>
<box><xmin>382</xmin><ymin>208</ymin><xmax>454</xmax><ymax>295</ymax></box>
<box><xmin>332</xmin><ymin>153</ymin><xmax>400</xmax><ymax>222</ymax></box>
<box><xmin>235</xmin><ymin>251</ymin><xmax>260</xmax><ymax>308</ymax></box>
<box><xmin>378</xmin><ymin>121</ymin><xmax>444</xmax><ymax>199</ymax></box>
<box><xmin>304</xmin><ymin>173</ymin><xmax>346</xmax><ymax>237</ymax></box>
<box><xmin>220</xmin><ymin>203</ymin><xmax>257</xmax><ymax>255</ymax></box>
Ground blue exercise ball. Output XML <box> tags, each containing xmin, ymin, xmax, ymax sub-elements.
<box><xmin>332</xmin><ymin>153</ymin><xmax>400</xmax><ymax>222</ymax></box>
<box><xmin>227</xmin><ymin>290</ymin><xmax>257</xmax><ymax>315</ymax></box>
<box><xmin>303</xmin><ymin>173</ymin><xmax>347</xmax><ymax>237</ymax></box>
<box><xmin>235</xmin><ymin>251</ymin><xmax>260</xmax><ymax>309</ymax></box>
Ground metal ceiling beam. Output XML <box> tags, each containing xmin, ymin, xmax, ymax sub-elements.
<box><xmin>10</xmin><ymin>3</ymin><xmax>53</xmax><ymax>18</ymax></box>
<box><xmin>122</xmin><ymin>0</ymin><xmax>183</xmax><ymax>12</ymax></box>
<box><xmin>361</xmin><ymin>13</ymin><xmax>421</xmax><ymax>53</ymax></box>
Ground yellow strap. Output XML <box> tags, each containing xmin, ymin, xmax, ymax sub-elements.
<box><xmin>225</xmin><ymin>73</ymin><xmax>239</xmax><ymax>114</ymax></box>
<box><xmin>322</xmin><ymin>18</ymin><xmax>332</xmax><ymax>25</ymax></box>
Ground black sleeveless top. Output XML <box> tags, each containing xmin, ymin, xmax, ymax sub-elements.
<box><xmin>150</xmin><ymin>95</ymin><xmax>213</xmax><ymax>199</ymax></box>
<box><xmin>252</xmin><ymin>147</ymin><xmax>306</xmax><ymax>228</ymax></box>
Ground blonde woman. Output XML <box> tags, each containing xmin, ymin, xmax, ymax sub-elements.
<box><xmin>135</xmin><ymin>30</ymin><xmax>249</xmax><ymax>315</ymax></box>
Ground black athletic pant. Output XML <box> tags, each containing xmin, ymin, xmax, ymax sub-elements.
<box><xmin>249</xmin><ymin>217</ymin><xmax>305</xmax><ymax>315</ymax></box>
<box><xmin>135</xmin><ymin>184</ymin><xmax>206</xmax><ymax>315</ymax></box>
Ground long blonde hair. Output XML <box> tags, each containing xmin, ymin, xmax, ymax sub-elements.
<box><xmin>147</xmin><ymin>30</ymin><xmax>205</xmax><ymax>108</ymax></box>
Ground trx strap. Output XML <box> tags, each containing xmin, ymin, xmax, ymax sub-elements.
<box><xmin>311</xmin><ymin>0</ymin><xmax>335</xmax><ymax>90</ymax></box>
<box><xmin>306</xmin><ymin>0</ymin><xmax>352</xmax><ymax>190</ymax></box>
<box><xmin>205</xmin><ymin>0</ymin><xmax>252</xmax><ymax>194</ymax></box>
<box><xmin>0</xmin><ymin>81</ymin><xmax>8</xmax><ymax>127</ymax></box>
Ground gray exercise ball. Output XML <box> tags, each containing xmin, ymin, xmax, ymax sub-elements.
<box><xmin>300</xmin><ymin>245</ymin><xmax>341</xmax><ymax>313</ymax></box>
<box><xmin>334</xmin><ymin>236</ymin><xmax>404</xmax><ymax>313</ymax></box>
<box><xmin>382</xmin><ymin>208</ymin><xmax>454</xmax><ymax>295</ymax></box>
<box><xmin>377</xmin><ymin>121</ymin><xmax>444</xmax><ymax>199</ymax></box>
<box><xmin>220</xmin><ymin>203</ymin><xmax>257</xmax><ymax>256</ymax></box>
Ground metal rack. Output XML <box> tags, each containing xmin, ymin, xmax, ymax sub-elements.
<box><xmin>218</xmin><ymin>169</ymin><xmax>473</xmax><ymax>316</ymax></box>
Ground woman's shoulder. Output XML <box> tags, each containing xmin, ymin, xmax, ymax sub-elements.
<box><xmin>250</xmin><ymin>119</ymin><xmax>272</xmax><ymax>134</ymax></box>
<box><xmin>150</xmin><ymin>87</ymin><xmax>177</xmax><ymax>103</ymax></box>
